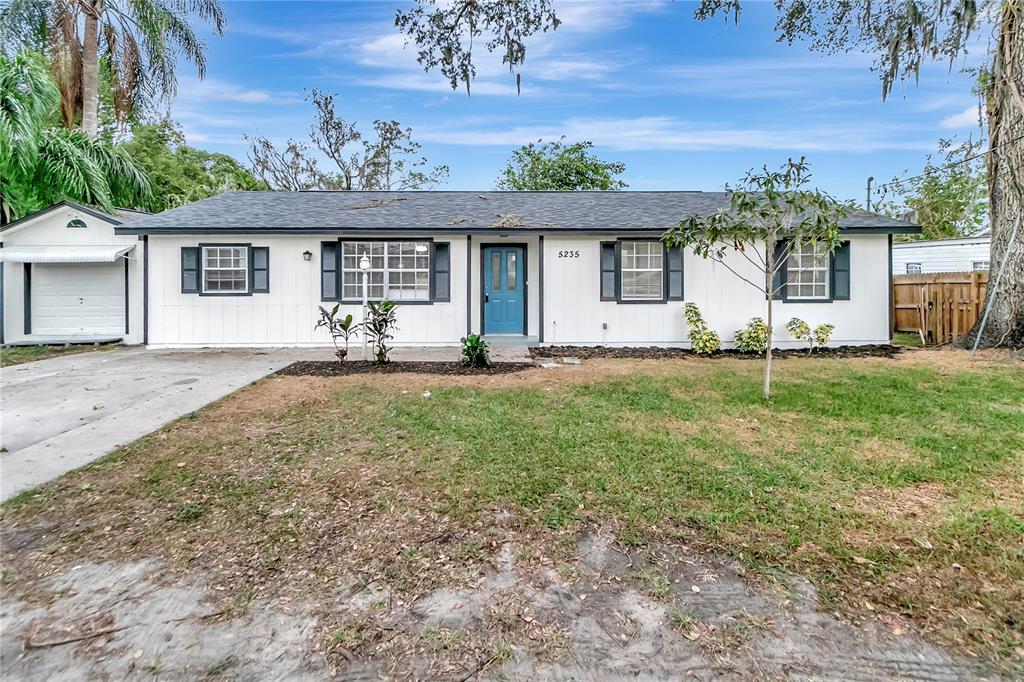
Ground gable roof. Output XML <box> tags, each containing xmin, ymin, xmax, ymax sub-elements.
<box><xmin>1</xmin><ymin>200</ymin><xmax>150</xmax><ymax>235</ymax></box>
<box><xmin>115</xmin><ymin>191</ymin><xmax>920</xmax><ymax>235</ymax></box>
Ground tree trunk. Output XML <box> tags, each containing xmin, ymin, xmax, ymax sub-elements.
<box><xmin>962</xmin><ymin>4</ymin><xmax>1024</xmax><ymax>349</ymax></box>
<box><xmin>80</xmin><ymin>0</ymin><xmax>101</xmax><ymax>139</ymax></box>
<box><xmin>764</xmin><ymin>241</ymin><xmax>774</xmax><ymax>400</ymax></box>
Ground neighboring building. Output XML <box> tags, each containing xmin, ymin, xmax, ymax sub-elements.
<box><xmin>1</xmin><ymin>202</ymin><xmax>148</xmax><ymax>345</ymax></box>
<box><xmin>97</xmin><ymin>191</ymin><xmax>918</xmax><ymax>349</ymax></box>
<box><xmin>892</xmin><ymin>231</ymin><xmax>991</xmax><ymax>275</ymax></box>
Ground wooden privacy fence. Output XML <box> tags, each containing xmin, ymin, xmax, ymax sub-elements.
<box><xmin>893</xmin><ymin>271</ymin><xmax>989</xmax><ymax>345</ymax></box>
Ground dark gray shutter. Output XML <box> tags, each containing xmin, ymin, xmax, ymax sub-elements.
<box><xmin>181</xmin><ymin>247</ymin><xmax>199</xmax><ymax>293</ymax></box>
<box><xmin>667</xmin><ymin>245</ymin><xmax>684</xmax><ymax>300</ymax></box>
<box><xmin>832</xmin><ymin>240</ymin><xmax>851</xmax><ymax>300</ymax></box>
<box><xmin>600</xmin><ymin>241</ymin><xmax>616</xmax><ymax>300</ymax></box>
<box><xmin>432</xmin><ymin>242</ymin><xmax>450</xmax><ymax>302</ymax></box>
<box><xmin>321</xmin><ymin>242</ymin><xmax>338</xmax><ymax>301</ymax></box>
<box><xmin>252</xmin><ymin>247</ymin><xmax>269</xmax><ymax>293</ymax></box>
<box><xmin>771</xmin><ymin>240</ymin><xmax>788</xmax><ymax>300</ymax></box>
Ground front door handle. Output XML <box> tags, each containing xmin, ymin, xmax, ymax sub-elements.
<box><xmin>484</xmin><ymin>293</ymin><xmax>490</xmax><ymax>302</ymax></box>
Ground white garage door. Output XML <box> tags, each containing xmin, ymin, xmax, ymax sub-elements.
<box><xmin>32</xmin><ymin>263</ymin><xmax>125</xmax><ymax>336</ymax></box>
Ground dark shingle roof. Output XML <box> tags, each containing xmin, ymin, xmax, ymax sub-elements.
<box><xmin>116</xmin><ymin>191</ymin><xmax>920</xmax><ymax>234</ymax></box>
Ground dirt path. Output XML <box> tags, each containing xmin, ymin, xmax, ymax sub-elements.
<box><xmin>1</xmin><ymin>529</ymin><xmax>991</xmax><ymax>680</ymax></box>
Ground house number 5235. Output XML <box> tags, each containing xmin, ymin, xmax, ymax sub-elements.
<box><xmin>557</xmin><ymin>250</ymin><xmax>581</xmax><ymax>259</ymax></box>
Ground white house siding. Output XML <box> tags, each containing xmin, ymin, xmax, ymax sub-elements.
<box><xmin>892</xmin><ymin>237</ymin><xmax>990</xmax><ymax>274</ymax></box>
<box><xmin>146</xmin><ymin>234</ymin><xmax>470</xmax><ymax>347</ymax></box>
<box><xmin>541</xmin><ymin>235</ymin><xmax>891</xmax><ymax>347</ymax></box>
<box><xmin>2</xmin><ymin>205</ymin><xmax>144</xmax><ymax>345</ymax></box>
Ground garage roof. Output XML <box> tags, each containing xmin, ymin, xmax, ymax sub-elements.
<box><xmin>114</xmin><ymin>191</ymin><xmax>921</xmax><ymax>235</ymax></box>
<box><xmin>0</xmin><ymin>244</ymin><xmax>136</xmax><ymax>263</ymax></box>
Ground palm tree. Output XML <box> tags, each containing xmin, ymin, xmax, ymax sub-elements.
<box><xmin>0</xmin><ymin>51</ymin><xmax>151</xmax><ymax>223</ymax></box>
<box><xmin>1</xmin><ymin>0</ymin><xmax>225</xmax><ymax>137</ymax></box>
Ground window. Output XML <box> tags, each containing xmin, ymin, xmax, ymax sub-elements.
<box><xmin>906</xmin><ymin>263</ymin><xmax>922</xmax><ymax>274</ymax></box>
<box><xmin>620</xmin><ymin>241</ymin><xmax>663</xmax><ymax>300</ymax></box>
<box><xmin>341</xmin><ymin>241</ymin><xmax>430</xmax><ymax>301</ymax></box>
<box><xmin>66</xmin><ymin>218</ymin><xmax>87</xmax><ymax>229</ymax></box>
<box><xmin>972</xmin><ymin>260</ymin><xmax>990</xmax><ymax>271</ymax></box>
<box><xmin>202</xmin><ymin>246</ymin><xmax>248</xmax><ymax>293</ymax></box>
<box><xmin>785</xmin><ymin>241</ymin><xmax>830</xmax><ymax>299</ymax></box>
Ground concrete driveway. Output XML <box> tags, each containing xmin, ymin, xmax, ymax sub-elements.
<box><xmin>0</xmin><ymin>347</ymin><xmax>320</xmax><ymax>501</ymax></box>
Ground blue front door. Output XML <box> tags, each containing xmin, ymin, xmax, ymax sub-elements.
<box><xmin>483</xmin><ymin>246</ymin><xmax>525</xmax><ymax>334</ymax></box>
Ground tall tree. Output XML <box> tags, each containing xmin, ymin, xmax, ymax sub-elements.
<box><xmin>496</xmin><ymin>138</ymin><xmax>627</xmax><ymax>191</ymax></box>
<box><xmin>401</xmin><ymin>0</ymin><xmax>1023</xmax><ymax>348</ymax></box>
<box><xmin>663</xmin><ymin>158</ymin><xmax>846</xmax><ymax>399</ymax></box>
<box><xmin>876</xmin><ymin>137</ymin><xmax>988</xmax><ymax>241</ymax></box>
<box><xmin>0</xmin><ymin>51</ymin><xmax>150</xmax><ymax>222</ymax></box>
<box><xmin>1</xmin><ymin>0</ymin><xmax>225</xmax><ymax>137</ymax></box>
<box><xmin>123</xmin><ymin>118</ymin><xmax>262</xmax><ymax>212</ymax></box>
<box><xmin>247</xmin><ymin>90</ymin><xmax>448</xmax><ymax>192</ymax></box>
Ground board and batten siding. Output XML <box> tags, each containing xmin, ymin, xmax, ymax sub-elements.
<box><xmin>892</xmin><ymin>237</ymin><xmax>990</xmax><ymax>274</ymax></box>
<box><xmin>541</xmin><ymin>235</ymin><xmax>891</xmax><ymax>347</ymax></box>
<box><xmin>146</xmin><ymin>235</ymin><xmax>468</xmax><ymax>347</ymax></box>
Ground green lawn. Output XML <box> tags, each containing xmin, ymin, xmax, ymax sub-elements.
<box><xmin>0</xmin><ymin>342</ymin><xmax>119</xmax><ymax>367</ymax></box>
<box><xmin>3</xmin><ymin>351</ymin><xmax>1022</xmax><ymax>670</ymax></box>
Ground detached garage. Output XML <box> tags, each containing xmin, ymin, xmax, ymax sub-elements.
<box><xmin>1</xmin><ymin>202</ymin><xmax>147</xmax><ymax>345</ymax></box>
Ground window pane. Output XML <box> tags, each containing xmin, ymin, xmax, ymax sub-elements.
<box><xmin>491</xmin><ymin>252</ymin><xmax>501</xmax><ymax>290</ymax></box>
<box><xmin>619</xmin><ymin>241</ymin><xmax>663</xmax><ymax>300</ymax></box>
<box><xmin>507</xmin><ymin>252</ymin><xmax>516</xmax><ymax>290</ymax></box>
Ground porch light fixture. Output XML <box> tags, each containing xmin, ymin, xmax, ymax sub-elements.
<box><xmin>359</xmin><ymin>255</ymin><xmax>371</xmax><ymax>271</ymax></box>
<box><xmin>302</xmin><ymin>250</ymin><xmax>313</xmax><ymax>261</ymax></box>
<box><xmin>414</xmin><ymin>244</ymin><xmax>429</xmax><ymax>254</ymax></box>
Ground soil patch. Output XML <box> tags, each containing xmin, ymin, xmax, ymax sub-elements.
<box><xmin>278</xmin><ymin>360</ymin><xmax>535</xmax><ymax>376</ymax></box>
<box><xmin>531</xmin><ymin>344</ymin><xmax>902</xmax><ymax>360</ymax></box>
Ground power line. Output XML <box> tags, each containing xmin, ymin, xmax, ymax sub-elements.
<box><xmin>874</xmin><ymin>132</ymin><xmax>1024</xmax><ymax>192</ymax></box>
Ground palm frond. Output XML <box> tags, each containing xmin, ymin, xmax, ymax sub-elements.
<box><xmin>0</xmin><ymin>51</ymin><xmax>57</xmax><ymax>173</ymax></box>
<box><xmin>36</xmin><ymin>126</ymin><xmax>113</xmax><ymax>207</ymax></box>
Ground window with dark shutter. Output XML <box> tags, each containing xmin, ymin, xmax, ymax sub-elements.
<box><xmin>667</xmin><ymin>245</ymin><xmax>684</xmax><ymax>300</ymax></box>
<box><xmin>831</xmin><ymin>241</ymin><xmax>851</xmax><ymax>300</ymax></box>
<box><xmin>252</xmin><ymin>247</ymin><xmax>270</xmax><ymax>293</ymax></box>
<box><xmin>432</xmin><ymin>242</ymin><xmax>451</xmax><ymax>302</ymax></box>
<box><xmin>321</xmin><ymin>242</ymin><xmax>338</xmax><ymax>301</ymax></box>
<box><xmin>181</xmin><ymin>247</ymin><xmax>199</xmax><ymax>293</ymax></box>
<box><xmin>771</xmin><ymin>240</ymin><xmax>788</xmax><ymax>300</ymax></box>
<box><xmin>600</xmin><ymin>241</ymin><xmax>616</xmax><ymax>300</ymax></box>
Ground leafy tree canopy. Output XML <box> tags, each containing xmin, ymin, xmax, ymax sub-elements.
<box><xmin>122</xmin><ymin>118</ymin><xmax>262</xmax><ymax>213</ymax></box>
<box><xmin>496</xmin><ymin>138</ymin><xmax>626</xmax><ymax>191</ymax></box>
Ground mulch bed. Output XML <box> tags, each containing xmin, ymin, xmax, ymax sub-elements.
<box><xmin>530</xmin><ymin>344</ymin><xmax>903</xmax><ymax>360</ymax></box>
<box><xmin>278</xmin><ymin>361</ymin><xmax>536</xmax><ymax>376</ymax></box>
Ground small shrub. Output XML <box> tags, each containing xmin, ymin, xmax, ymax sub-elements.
<box><xmin>683</xmin><ymin>303</ymin><xmax>721</xmax><ymax>354</ymax></box>
<box><xmin>363</xmin><ymin>300</ymin><xmax>399</xmax><ymax>364</ymax></box>
<box><xmin>314</xmin><ymin>304</ymin><xmax>359</xmax><ymax>362</ymax></box>
<box><xmin>734</xmin><ymin>317</ymin><xmax>769</xmax><ymax>353</ymax></box>
<box><xmin>812</xmin><ymin>323</ymin><xmax>835</xmax><ymax>349</ymax></box>
<box><xmin>460</xmin><ymin>334</ymin><xmax>492</xmax><ymax>368</ymax></box>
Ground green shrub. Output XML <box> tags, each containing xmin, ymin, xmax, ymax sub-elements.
<box><xmin>786</xmin><ymin>318</ymin><xmax>835</xmax><ymax>353</ymax></box>
<box><xmin>812</xmin><ymin>323</ymin><xmax>835</xmax><ymax>348</ymax></box>
<box><xmin>683</xmin><ymin>303</ymin><xmax>721</xmax><ymax>354</ymax></box>
<box><xmin>363</xmin><ymin>300</ymin><xmax>399</xmax><ymax>364</ymax></box>
<box><xmin>733</xmin><ymin>317</ymin><xmax>769</xmax><ymax>353</ymax></box>
<box><xmin>459</xmin><ymin>334</ymin><xmax>492</xmax><ymax>368</ymax></box>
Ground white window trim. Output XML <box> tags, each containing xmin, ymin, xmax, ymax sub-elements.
<box><xmin>619</xmin><ymin>240</ymin><xmax>664</xmax><ymax>301</ymax></box>
<box><xmin>340</xmin><ymin>240</ymin><xmax>432</xmax><ymax>302</ymax></box>
<box><xmin>201</xmin><ymin>245</ymin><xmax>249</xmax><ymax>294</ymax></box>
<box><xmin>906</xmin><ymin>263</ymin><xmax>923</xmax><ymax>274</ymax></box>
<box><xmin>786</xmin><ymin>241</ymin><xmax>831</xmax><ymax>300</ymax></box>
<box><xmin>972</xmin><ymin>261</ymin><xmax>990</xmax><ymax>271</ymax></box>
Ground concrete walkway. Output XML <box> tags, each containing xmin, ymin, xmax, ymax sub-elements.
<box><xmin>0</xmin><ymin>347</ymin><xmax>321</xmax><ymax>501</ymax></box>
<box><xmin>0</xmin><ymin>344</ymin><xmax>533</xmax><ymax>501</ymax></box>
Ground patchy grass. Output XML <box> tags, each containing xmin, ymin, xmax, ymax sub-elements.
<box><xmin>892</xmin><ymin>331</ymin><xmax>925</xmax><ymax>348</ymax></box>
<box><xmin>0</xmin><ymin>342</ymin><xmax>119</xmax><ymax>367</ymax></box>
<box><xmin>1</xmin><ymin>350</ymin><xmax>1021</xmax><ymax>671</ymax></box>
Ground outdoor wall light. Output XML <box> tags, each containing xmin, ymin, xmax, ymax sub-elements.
<box><xmin>415</xmin><ymin>244</ymin><xmax>429</xmax><ymax>254</ymax></box>
<box><xmin>302</xmin><ymin>250</ymin><xmax>313</xmax><ymax>261</ymax></box>
<box><xmin>359</xmin><ymin>255</ymin><xmax>371</xmax><ymax>271</ymax></box>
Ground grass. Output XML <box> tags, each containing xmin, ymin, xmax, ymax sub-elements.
<box><xmin>892</xmin><ymin>331</ymin><xmax>925</xmax><ymax>348</ymax></box>
<box><xmin>0</xmin><ymin>342</ymin><xmax>119</xmax><ymax>367</ymax></box>
<box><xmin>2</xmin><ymin>351</ymin><xmax>1021</xmax><ymax>670</ymax></box>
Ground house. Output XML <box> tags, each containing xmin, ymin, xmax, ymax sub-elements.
<box><xmin>96</xmin><ymin>191</ymin><xmax>918</xmax><ymax>349</ymax></box>
<box><xmin>1</xmin><ymin>201</ymin><xmax>148</xmax><ymax>345</ymax></box>
<box><xmin>892</xmin><ymin>231</ymin><xmax>991</xmax><ymax>274</ymax></box>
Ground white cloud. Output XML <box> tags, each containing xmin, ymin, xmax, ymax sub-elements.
<box><xmin>940</xmin><ymin>105</ymin><xmax>982</xmax><ymax>129</ymax></box>
<box><xmin>416</xmin><ymin>116</ymin><xmax>934</xmax><ymax>153</ymax></box>
<box><xmin>176</xmin><ymin>77</ymin><xmax>301</xmax><ymax>106</ymax></box>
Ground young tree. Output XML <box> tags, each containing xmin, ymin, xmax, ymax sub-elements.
<box><xmin>247</xmin><ymin>90</ymin><xmax>448</xmax><ymax>191</ymax></box>
<box><xmin>496</xmin><ymin>138</ymin><xmax>626</xmax><ymax>191</ymax></box>
<box><xmin>1</xmin><ymin>0</ymin><xmax>225</xmax><ymax>137</ymax></box>
<box><xmin>662</xmin><ymin>158</ymin><xmax>847</xmax><ymax>399</ymax></box>
<box><xmin>400</xmin><ymin>0</ymin><xmax>1023</xmax><ymax>348</ymax></box>
<box><xmin>0</xmin><ymin>51</ymin><xmax>150</xmax><ymax>223</ymax></box>
<box><xmin>876</xmin><ymin>138</ymin><xmax>988</xmax><ymax>241</ymax></box>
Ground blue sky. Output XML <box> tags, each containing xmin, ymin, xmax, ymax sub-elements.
<box><xmin>169</xmin><ymin>0</ymin><xmax>988</xmax><ymax>205</ymax></box>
